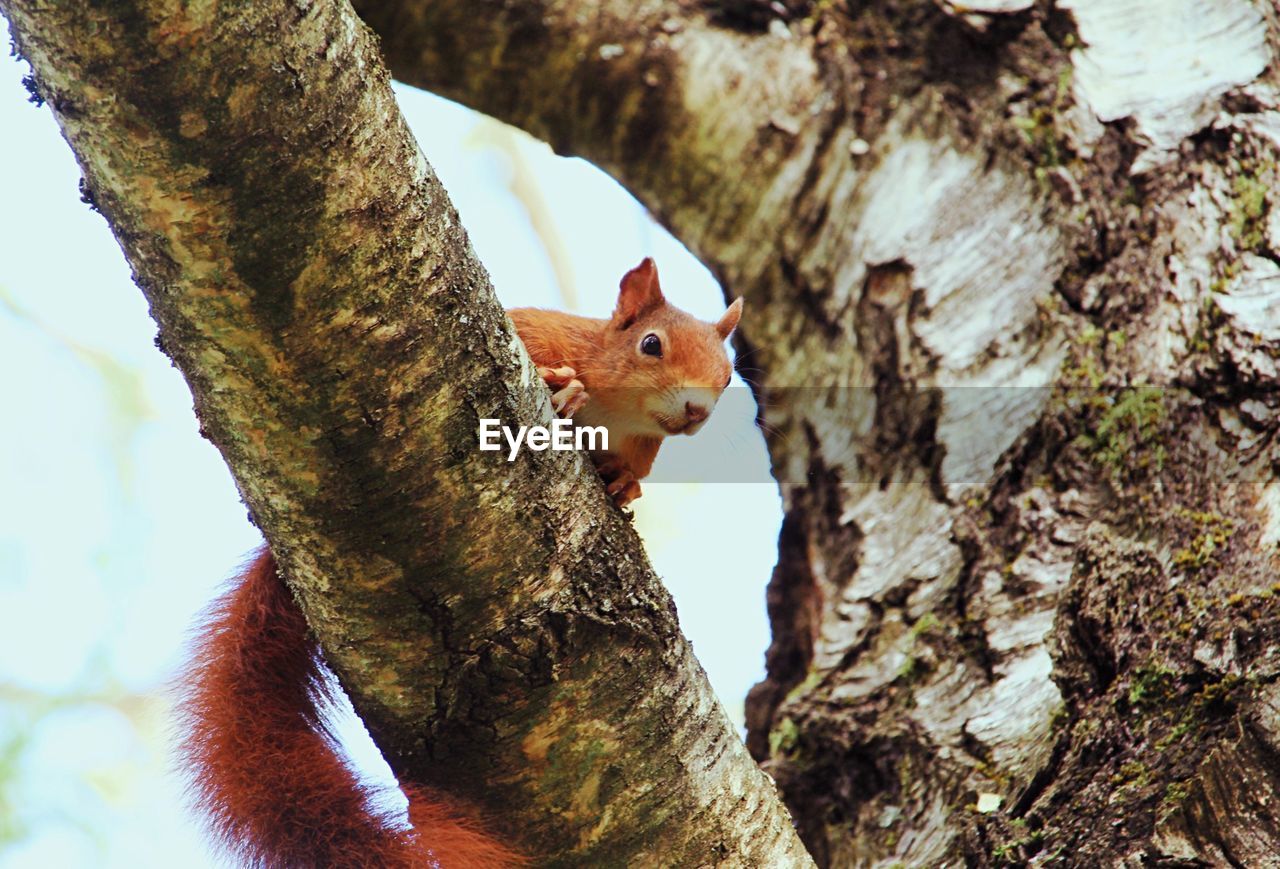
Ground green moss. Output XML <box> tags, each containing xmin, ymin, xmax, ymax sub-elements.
<box><xmin>909</xmin><ymin>612</ymin><xmax>941</xmax><ymax>638</ymax></box>
<box><xmin>769</xmin><ymin>717</ymin><xmax>800</xmax><ymax>756</ymax></box>
<box><xmin>1155</xmin><ymin>718</ymin><xmax>1194</xmax><ymax>751</ymax></box>
<box><xmin>1171</xmin><ymin>508</ymin><xmax>1233</xmax><ymax>573</ymax></box>
<box><xmin>1075</xmin><ymin>387</ymin><xmax>1167</xmax><ymax>482</ymax></box>
<box><xmin>1228</xmin><ymin>173</ymin><xmax>1270</xmax><ymax>253</ymax></box>
<box><xmin>1127</xmin><ymin>663</ymin><xmax>1178</xmax><ymax>709</ymax></box>
<box><xmin>1060</xmin><ymin>324</ymin><xmax>1109</xmax><ymax>388</ymax></box>
<box><xmin>1012</xmin><ymin>62</ymin><xmax>1074</xmax><ymax>180</ymax></box>
<box><xmin>1128</xmin><ymin>670</ymin><xmax>1247</xmax><ymax>771</ymax></box>
<box><xmin>1013</xmin><ymin>108</ymin><xmax>1062</xmax><ymax>170</ymax></box>
<box><xmin>1189</xmin><ymin>294</ymin><xmax>1225</xmax><ymax>353</ymax></box>
<box><xmin>1194</xmin><ymin>674</ymin><xmax>1243</xmax><ymax>708</ymax></box>
<box><xmin>1111</xmin><ymin>759</ymin><xmax>1152</xmax><ymax>789</ymax></box>
<box><xmin>896</xmin><ymin>613</ymin><xmax>944</xmax><ymax>685</ymax></box>
<box><xmin>1160</xmin><ymin>780</ymin><xmax>1193</xmax><ymax>819</ymax></box>
<box><xmin>784</xmin><ymin>668</ymin><xmax>824</xmax><ymax>705</ymax></box>
<box><xmin>1055</xmin><ymin>66</ymin><xmax>1074</xmax><ymax>101</ymax></box>
<box><xmin>989</xmin><ymin>825</ymin><xmax>1046</xmax><ymax>864</ymax></box>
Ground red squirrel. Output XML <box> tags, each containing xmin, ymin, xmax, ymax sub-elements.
<box><xmin>178</xmin><ymin>258</ymin><xmax>742</xmax><ymax>868</ymax></box>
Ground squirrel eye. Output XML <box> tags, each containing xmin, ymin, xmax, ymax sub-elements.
<box><xmin>640</xmin><ymin>333</ymin><xmax>663</xmax><ymax>358</ymax></box>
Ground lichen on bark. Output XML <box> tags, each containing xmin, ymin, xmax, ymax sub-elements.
<box><xmin>1</xmin><ymin>0</ymin><xmax>813</xmax><ymax>864</ymax></box>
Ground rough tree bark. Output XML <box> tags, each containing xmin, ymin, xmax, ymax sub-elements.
<box><xmin>0</xmin><ymin>0</ymin><xmax>812</xmax><ymax>865</ymax></box>
<box><xmin>346</xmin><ymin>0</ymin><xmax>1280</xmax><ymax>865</ymax></box>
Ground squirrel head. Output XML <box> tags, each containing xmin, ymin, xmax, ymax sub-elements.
<box><xmin>589</xmin><ymin>258</ymin><xmax>742</xmax><ymax>438</ymax></box>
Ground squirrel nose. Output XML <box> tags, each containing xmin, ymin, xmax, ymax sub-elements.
<box><xmin>685</xmin><ymin>402</ymin><xmax>709</xmax><ymax>424</ymax></box>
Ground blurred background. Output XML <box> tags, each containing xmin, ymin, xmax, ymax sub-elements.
<box><xmin>0</xmin><ymin>15</ymin><xmax>781</xmax><ymax>868</ymax></box>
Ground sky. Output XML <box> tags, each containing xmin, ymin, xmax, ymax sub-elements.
<box><xmin>0</xmin><ymin>14</ymin><xmax>782</xmax><ymax>867</ymax></box>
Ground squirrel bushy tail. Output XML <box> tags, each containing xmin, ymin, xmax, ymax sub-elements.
<box><xmin>177</xmin><ymin>546</ymin><xmax>522</xmax><ymax>868</ymax></box>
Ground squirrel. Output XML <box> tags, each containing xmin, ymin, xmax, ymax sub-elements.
<box><xmin>178</xmin><ymin>257</ymin><xmax>743</xmax><ymax>868</ymax></box>
<box><xmin>509</xmin><ymin>257</ymin><xmax>742</xmax><ymax>506</ymax></box>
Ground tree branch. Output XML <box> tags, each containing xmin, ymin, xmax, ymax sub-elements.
<box><xmin>0</xmin><ymin>0</ymin><xmax>811</xmax><ymax>863</ymax></box>
<box><xmin>348</xmin><ymin>1</ymin><xmax>1280</xmax><ymax>864</ymax></box>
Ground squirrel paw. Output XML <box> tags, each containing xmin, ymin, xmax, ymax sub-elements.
<box><xmin>538</xmin><ymin>366</ymin><xmax>589</xmax><ymax>418</ymax></box>
<box><xmin>596</xmin><ymin>460</ymin><xmax>642</xmax><ymax>508</ymax></box>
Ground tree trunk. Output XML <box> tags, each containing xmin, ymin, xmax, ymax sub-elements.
<box><xmin>0</xmin><ymin>0</ymin><xmax>812</xmax><ymax>864</ymax></box>
<box><xmin>349</xmin><ymin>0</ymin><xmax>1280</xmax><ymax>865</ymax></box>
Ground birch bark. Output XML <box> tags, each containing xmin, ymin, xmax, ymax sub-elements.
<box><xmin>1</xmin><ymin>0</ymin><xmax>812</xmax><ymax>864</ymax></box>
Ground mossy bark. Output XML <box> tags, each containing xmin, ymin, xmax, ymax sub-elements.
<box><xmin>348</xmin><ymin>0</ymin><xmax>1280</xmax><ymax>865</ymax></box>
<box><xmin>0</xmin><ymin>0</ymin><xmax>812</xmax><ymax>864</ymax></box>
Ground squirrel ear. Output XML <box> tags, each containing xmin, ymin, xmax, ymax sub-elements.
<box><xmin>715</xmin><ymin>297</ymin><xmax>743</xmax><ymax>339</ymax></box>
<box><xmin>613</xmin><ymin>258</ymin><xmax>665</xmax><ymax>328</ymax></box>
